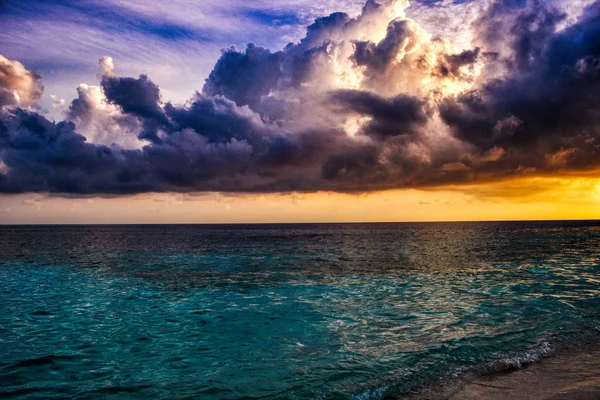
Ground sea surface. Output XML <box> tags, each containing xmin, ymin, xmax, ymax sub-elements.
<box><xmin>1</xmin><ymin>222</ymin><xmax>600</xmax><ymax>399</ymax></box>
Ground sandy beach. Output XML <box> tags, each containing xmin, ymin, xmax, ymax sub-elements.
<box><xmin>407</xmin><ymin>346</ymin><xmax>600</xmax><ymax>400</ymax></box>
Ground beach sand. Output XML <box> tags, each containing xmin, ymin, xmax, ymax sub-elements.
<box><xmin>406</xmin><ymin>346</ymin><xmax>600</xmax><ymax>400</ymax></box>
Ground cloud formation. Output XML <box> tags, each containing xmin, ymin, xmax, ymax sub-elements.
<box><xmin>1</xmin><ymin>0</ymin><xmax>599</xmax><ymax>195</ymax></box>
<box><xmin>0</xmin><ymin>55</ymin><xmax>44</xmax><ymax>108</ymax></box>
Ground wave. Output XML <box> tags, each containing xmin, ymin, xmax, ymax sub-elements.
<box><xmin>394</xmin><ymin>337</ymin><xmax>600</xmax><ymax>400</ymax></box>
<box><xmin>479</xmin><ymin>341</ymin><xmax>552</xmax><ymax>374</ymax></box>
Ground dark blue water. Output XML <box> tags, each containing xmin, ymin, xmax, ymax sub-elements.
<box><xmin>1</xmin><ymin>222</ymin><xmax>600</xmax><ymax>399</ymax></box>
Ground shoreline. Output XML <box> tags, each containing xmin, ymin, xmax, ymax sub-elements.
<box><xmin>402</xmin><ymin>344</ymin><xmax>600</xmax><ymax>400</ymax></box>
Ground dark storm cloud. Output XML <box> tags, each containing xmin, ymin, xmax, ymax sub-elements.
<box><xmin>0</xmin><ymin>86</ymin><xmax>347</xmax><ymax>194</ymax></box>
<box><xmin>200</xmin><ymin>8</ymin><xmax>354</xmax><ymax>111</ymax></box>
<box><xmin>101</xmin><ymin>74</ymin><xmax>169</xmax><ymax>142</ymax></box>
<box><xmin>0</xmin><ymin>89</ymin><xmax>17</xmax><ymax>108</ymax></box>
<box><xmin>437</xmin><ymin>48</ymin><xmax>480</xmax><ymax>79</ymax></box>
<box><xmin>301</xmin><ymin>12</ymin><xmax>351</xmax><ymax>48</ymax></box>
<box><xmin>203</xmin><ymin>44</ymin><xmax>284</xmax><ymax>108</ymax></box>
<box><xmin>332</xmin><ymin>89</ymin><xmax>428</xmax><ymax>138</ymax></box>
<box><xmin>352</xmin><ymin>19</ymin><xmax>418</xmax><ymax>73</ymax></box>
<box><xmin>441</xmin><ymin>0</ymin><xmax>600</xmax><ymax>172</ymax></box>
<box><xmin>321</xmin><ymin>144</ymin><xmax>380</xmax><ymax>182</ymax></box>
<box><xmin>1</xmin><ymin>0</ymin><xmax>600</xmax><ymax>195</ymax></box>
<box><xmin>0</xmin><ymin>109</ymin><xmax>119</xmax><ymax>193</ymax></box>
<box><xmin>101</xmin><ymin>75</ymin><xmax>166</xmax><ymax>122</ymax></box>
<box><xmin>202</xmin><ymin>0</ymin><xmax>400</xmax><ymax>109</ymax></box>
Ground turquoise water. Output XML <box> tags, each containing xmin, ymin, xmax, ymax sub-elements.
<box><xmin>1</xmin><ymin>222</ymin><xmax>600</xmax><ymax>399</ymax></box>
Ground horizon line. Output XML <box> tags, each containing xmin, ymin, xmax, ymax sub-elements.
<box><xmin>2</xmin><ymin>219</ymin><xmax>600</xmax><ymax>226</ymax></box>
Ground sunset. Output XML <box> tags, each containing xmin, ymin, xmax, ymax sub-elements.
<box><xmin>3</xmin><ymin>175</ymin><xmax>600</xmax><ymax>224</ymax></box>
<box><xmin>1</xmin><ymin>0</ymin><xmax>600</xmax><ymax>398</ymax></box>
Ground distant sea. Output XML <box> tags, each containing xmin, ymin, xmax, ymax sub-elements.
<box><xmin>1</xmin><ymin>222</ymin><xmax>600</xmax><ymax>399</ymax></box>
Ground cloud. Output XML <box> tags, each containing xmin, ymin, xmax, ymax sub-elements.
<box><xmin>1</xmin><ymin>0</ymin><xmax>600</xmax><ymax>195</ymax></box>
<box><xmin>0</xmin><ymin>0</ymin><xmax>486</xmax><ymax>115</ymax></box>
<box><xmin>332</xmin><ymin>89</ymin><xmax>428</xmax><ymax>138</ymax></box>
<box><xmin>440</xmin><ymin>0</ymin><xmax>600</xmax><ymax>168</ymax></box>
<box><xmin>98</xmin><ymin>56</ymin><xmax>115</xmax><ymax>78</ymax></box>
<box><xmin>0</xmin><ymin>55</ymin><xmax>43</xmax><ymax>107</ymax></box>
<box><xmin>66</xmin><ymin>83</ymin><xmax>145</xmax><ymax>149</ymax></box>
<box><xmin>203</xmin><ymin>44</ymin><xmax>284</xmax><ymax>108</ymax></box>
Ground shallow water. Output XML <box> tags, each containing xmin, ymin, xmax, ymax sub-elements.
<box><xmin>445</xmin><ymin>345</ymin><xmax>600</xmax><ymax>400</ymax></box>
<box><xmin>1</xmin><ymin>222</ymin><xmax>600</xmax><ymax>399</ymax></box>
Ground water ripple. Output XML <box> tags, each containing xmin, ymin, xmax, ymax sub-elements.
<box><xmin>1</xmin><ymin>222</ymin><xmax>600</xmax><ymax>398</ymax></box>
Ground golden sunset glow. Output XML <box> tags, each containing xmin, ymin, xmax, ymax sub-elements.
<box><xmin>2</xmin><ymin>175</ymin><xmax>599</xmax><ymax>224</ymax></box>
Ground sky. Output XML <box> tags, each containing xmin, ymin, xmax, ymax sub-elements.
<box><xmin>0</xmin><ymin>0</ymin><xmax>600</xmax><ymax>223</ymax></box>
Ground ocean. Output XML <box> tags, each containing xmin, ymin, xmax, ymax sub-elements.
<box><xmin>1</xmin><ymin>222</ymin><xmax>600</xmax><ymax>399</ymax></box>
